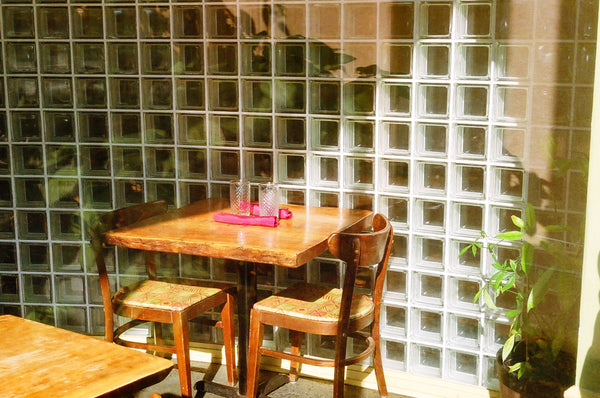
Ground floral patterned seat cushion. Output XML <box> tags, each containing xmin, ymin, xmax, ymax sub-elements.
<box><xmin>113</xmin><ymin>280</ymin><xmax>223</xmax><ymax>311</ymax></box>
<box><xmin>254</xmin><ymin>282</ymin><xmax>374</xmax><ymax>322</ymax></box>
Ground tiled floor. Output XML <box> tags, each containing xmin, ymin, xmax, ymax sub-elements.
<box><xmin>134</xmin><ymin>361</ymin><xmax>413</xmax><ymax>398</ymax></box>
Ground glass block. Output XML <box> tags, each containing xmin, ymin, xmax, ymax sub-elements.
<box><xmin>447</xmin><ymin>350</ymin><xmax>479</xmax><ymax>385</ymax></box>
<box><xmin>0</xmin><ymin>178</ymin><xmax>12</xmax><ymax>207</ymax></box>
<box><xmin>278</xmin><ymin>153</ymin><xmax>305</xmax><ymax>184</ymax></box>
<box><xmin>56</xmin><ymin>306</ymin><xmax>86</xmax><ymax>333</ymax></box>
<box><xmin>145</xmin><ymin>148</ymin><xmax>175</xmax><ymax>178</ymax></box>
<box><xmin>240</xmin><ymin>5</ymin><xmax>270</xmax><ymax>39</ymax></box>
<box><xmin>11</xmin><ymin>112</ymin><xmax>42</xmax><ymax>142</ymax></box>
<box><xmin>457</xmin><ymin>85</ymin><xmax>488</xmax><ymax>119</ymax></box>
<box><xmin>420</xmin><ymin>45</ymin><xmax>449</xmax><ymax>78</ymax></box>
<box><xmin>115</xmin><ymin>179</ymin><xmax>145</xmax><ymax>206</ymax></box>
<box><xmin>179</xmin><ymin>182</ymin><xmax>207</xmax><ymax>205</ymax></box>
<box><xmin>177</xmin><ymin>114</ymin><xmax>206</xmax><ymax>145</ymax></box>
<box><xmin>209</xmin><ymin>79</ymin><xmax>239</xmax><ymax>111</ymax></box>
<box><xmin>210</xmin><ymin>150</ymin><xmax>240</xmax><ymax>180</ymax></box>
<box><xmin>181</xmin><ymin>255</ymin><xmax>210</xmax><ymax>280</ymax></box>
<box><xmin>447</xmin><ymin>313</ymin><xmax>480</xmax><ymax>349</ymax></box>
<box><xmin>173</xmin><ymin>6</ymin><xmax>203</xmax><ymax>38</ymax></box>
<box><xmin>148</xmin><ymin>181</ymin><xmax>176</xmax><ymax>207</ymax></box>
<box><xmin>461</xmin><ymin>3</ymin><xmax>491</xmax><ymax>37</ymax></box>
<box><xmin>381</xmin><ymin>160</ymin><xmax>409</xmax><ymax>192</ymax></box>
<box><xmin>454</xmin><ymin>202</ymin><xmax>484</xmax><ymax>233</ymax></box>
<box><xmin>19</xmin><ymin>244</ymin><xmax>49</xmax><ymax>272</ymax></box>
<box><xmin>418</xmin><ymin>124</ymin><xmax>447</xmax><ymax>156</ymax></box>
<box><xmin>275</xmin><ymin>80</ymin><xmax>306</xmax><ymax>113</ymax></box>
<box><xmin>0</xmin><ymin>146</ymin><xmax>9</xmax><ymax>174</ymax></box>
<box><xmin>3</xmin><ymin>7</ymin><xmax>35</xmax><ymax>38</ymax></box>
<box><xmin>174</xmin><ymin>43</ymin><xmax>203</xmax><ymax>74</ymax></box>
<box><xmin>38</xmin><ymin>7</ymin><xmax>69</xmax><ymax>38</ymax></box>
<box><xmin>18</xmin><ymin>210</ymin><xmax>47</xmax><ymax>239</ymax></box>
<box><xmin>205</xmin><ymin>5</ymin><xmax>237</xmax><ymax>39</ymax></box>
<box><xmin>344</xmin><ymin>120</ymin><xmax>374</xmax><ymax>153</ymax></box>
<box><xmin>8</xmin><ymin>78</ymin><xmax>39</xmax><ymax>108</ymax></box>
<box><xmin>457</xmin><ymin>125</ymin><xmax>486</xmax><ymax>159</ymax></box>
<box><xmin>311</xmin><ymin>155</ymin><xmax>339</xmax><ymax>187</ymax></box>
<box><xmin>447</xmin><ymin>277</ymin><xmax>480</xmax><ymax>312</ymax></box>
<box><xmin>73</xmin><ymin>43</ymin><xmax>105</xmax><ymax>74</ymax></box>
<box><xmin>420</xmin><ymin>2</ymin><xmax>452</xmax><ymax>37</ymax></box>
<box><xmin>311</xmin><ymin>81</ymin><xmax>341</xmax><ymax>115</ymax></box>
<box><xmin>390</xmin><ymin>234</ymin><xmax>408</xmax><ymax>263</ymax></box>
<box><xmin>419</xmin><ymin>84</ymin><xmax>449</xmax><ymax>117</ymax></box>
<box><xmin>139</xmin><ymin>6</ymin><xmax>170</xmax><ymax>39</ymax></box>
<box><xmin>13</xmin><ymin>145</ymin><xmax>44</xmax><ymax>174</ymax></box>
<box><xmin>280</xmin><ymin>188</ymin><xmax>305</xmax><ymax>206</ymax></box>
<box><xmin>345</xmin><ymin>193</ymin><xmax>373</xmax><ymax>211</ymax></box>
<box><xmin>380</xmin><ymin>196</ymin><xmax>408</xmax><ymax>226</ymax></box>
<box><xmin>412</xmin><ymin>308</ymin><xmax>443</xmax><ymax>344</ymax></box>
<box><xmin>78</xmin><ymin>112</ymin><xmax>108</xmax><ymax>142</ymax></box>
<box><xmin>458</xmin><ymin>45</ymin><xmax>490</xmax><ymax>79</ymax></box>
<box><xmin>382</xmin><ymin>83</ymin><xmax>411</xmax><ymax>115</ymax></box>
<box><xmin>106</xmin><ymin>6</ymin><xmax>137</xmax><ymax>38</ymax></box>
<box><xmin>109</xmin><ymin>113</ymin><xmax>139</xmax><ymax>143</ymax></box>
<box><xmin>380</xmin><ymin>122</ymin><xmax>410</xmax><ymax>154</ymax></box>
<box><xmin>179</xmin><ymin>149</ymin><xmax>207</xmax><ymax>179</ymax></box>
<box><xmin>41</xmin><ymin>78</ymin><xmax>73</xmax><ymax>108</ymax></box>
<box><xmin>113</xmin><ymin>147</ymin><xmax>143</xmax><ymax>177</ymax></box>
<box><xmin>43</xmin><ymin>112</ymin><xmax>74</xmax><ymax>142</ymax></box>
<box><xmin>343</xmin><ymin>82</ymin><xmax>375</xmax><ymax>116</ymax></box>
<box><xmin>0</xmin><ymin>243</ymin><xmax>17</xmax><ymax>271</ymax></box>
<box><xmin>344</xmin><ymin>157</ymin><xmax>373</xmax><ymax>189</ymax></box>
<box><xmin>308</xmin><ymin>3</ymin><xmax>341</xmax><ymax>40</ymax></box>
<box><xmin>343</xmin><ymin>3</ymin><xmax>376</xmax><ymax>39</ymax></box>
<box><xmin>273</xmin><ymin>3</ymin><xmax>305</xmax><ymax>39</ymax></box>
<box><xmin>456</xmin><ymin>165</ymin><xmax>485</xmax><ymax>198</ymax></box>
<box><xmin>71</xmin><ymin>6</ymin><xmax>103</xmax><ymax>38</ymax></box>
<box><xmin>307</xmin><ymin>42</ymin><xmax>343</xmax><ymax>78</ymax></box>
<box><xmin>496</xmin><ymin>86</ymin><xmax>528</xmax><ymax>121</ymax></box>
<box><xmin>6</xmin><ymin>42</ymin><xmax>37</xmax><ymax>73</ymax></box>
<box><xmin>310</xmin><ymin>118</ymin><xmax>339</xmax><ymax>150</ymax></box>
<box><xmin>209</xmin><ymin>115</ymin><xmax>239</xmax><ymax>146</ymax></box>
<box><xmin>413</xmin><ymin>272</ymin><xmax>443</xmax><ymax>306</ymax></box>
<box><xmin>276</xmin><ymin>117</ymin><xmax>305</xmax><ymax>149</ymax></box>
<box><xmin>244</xmin><ymin>151</ymin><xmax>272</xmax><ymax>182</ymax></box>
<box><xmin>109</xmin><ymin>78</ymin><xmax>139</xmax><ymax>109</ymax></box>
<box><xmin>381</xmin><ymin>43</ymin><xmax>412</xmax><ymax>77</ymax></box>
<box><xmin>243</xmin><ymin>116</ymin><xmax>272</xmax><ymax>148</ymax></box>
<box><xmin>142</xmin><ymin>79</ymin><xmax>172</xmax><ymax>109</ymax></box>
<box><xmin>453</xmin><ymin>240</ymin><xmax>482</xmax><ymax>274</ymax></box>
<box><xmin>145</xmin><ymin>113</ymin><xmax>174</xmax><ymax>143</ymax></box>
<box><xmin>496</xmin><ymin>44</ymin><xmax>530</xmax><ymax>80</ymax></box>
<box><xmin>310</xmin><ymin>190</ymin><xmax>338</xmax><ymax>208</ymax></box>
<box><xmin>46</xmin><ymin>145</ymin><xmax>77</xmax><ymax>175</ymax></box>
<box><xmin>23</xmin><ymin>275</ymin><xmax>52</xmax><ymax>303</ymax></box>
<box><xmin>419</xmin><ymin>162</ymin><xmax>446</xmax><ymax>193</ymax></box>
<box><xmin>15</xmin><ymin>178</ymin><xmax>45</xmax><ymax>207</ymax></box>
<box><xmin>48</xmin><ymin>178</ymin><xmax>79</xmax><ymax>208</ymax></box>
<box><xmin>75</xmin><ymin>78</ymin><xmax>107</xmax><ymax>108</ymax></box>
<box><xmin>493</xmin><ymin>207</ymin><xmax>522</xmax><ymax>235</ymax></box>
<box><xmin>80</xmin><ymin>146</ymin><xmax>110</xmax><ymax>177</ymax></box>
<box><xmin>494</xmin><ymin>168</ymin><xmax>524</xmax><ymax>200</ymax></box>
<box><xmin>142</xmin><ymin>43</ymin><xmax>172</xmax><ymax>74</ymax></box>
<box><xmin>0</xmin><ymin>210</ymin><xmax>15</xmax><ymax>239</ymax></box>
<box><xmin>242</xmin><ymin>80</ymin><xmax>272</xmax><ymax>112</ymax></box>
<box><xmin>176</xmin><ymin>79</ymin><xmax>205</xmax><ymax>110</ymax></box>
<box><xmin>534</xmin><ymin>43</ymin><xmax>575</xmax><ymax>84</ymax></box>
<box><xmin>206</xmin><ymin>42</ymin><xmax>239</xmax><ymax>75</ymax></box>
<box><xmin>82</xmin><ymin>178</ymin><xmax>112</xmax><ymax>209</ymax></box>
<box><xmin>55</xmin><ymin>275</ymin><xmax>85</xmax><ymax>304</ymax></box>
<box><xmin>108</xmin><ymin>43</ymin><xmax>139</xmax><ymax>74</ymax></box>
<box><xmin>385</xmin><ymin>340</ymin><xmax>406</xmax><ymax>367</ymax></box>
<box><xmin>384</xmin><ymin>305</ymin><xmax>407</xmax><ymax>334</ymax></box>
<box><xmin>416</xmin><ymin>201</ymin><xmax>445</xmax><ymax>232</ymax></box>
<box><xmin>275</xmin><ymin>44</ymin><xmax>304</xmax><ymax>77</ymax></box>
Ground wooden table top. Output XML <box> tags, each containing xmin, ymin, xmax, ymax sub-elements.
<box><xmin>105</xmin><ymin>198</ymin><xmax>373</xmax><ymax>267</ymax></box>
<box><xmin>0</xmin><ymin>315</ymin><xmax>173</xmax><ymax>398</ymax></box>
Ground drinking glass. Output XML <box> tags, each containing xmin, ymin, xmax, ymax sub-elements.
<box><xmin>230</xmin><ymin>179</ymin><xmax>250</xmax><ymax>215</ymax></box>
<box><xmin>259</xmin><ymin>182</ymin><xmax>279</xmax><ymax>217</ymax></box>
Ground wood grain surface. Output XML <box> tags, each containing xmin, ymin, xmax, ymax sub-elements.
<box><xmin>0</xmin><ymin>315</ymin><xmax>173</xmax><ymax>398</ymax></box>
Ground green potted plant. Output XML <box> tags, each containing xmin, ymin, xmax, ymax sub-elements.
<box><xmin>461</xmin><ymin>203</ymin><xmax>579</xmax><ymax>398</ymax></box>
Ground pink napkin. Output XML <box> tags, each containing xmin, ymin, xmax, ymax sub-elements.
<box><xmin>214</xmin><ymin>212</ymin><xmax>279</xmax><ymax>227</ymax></box>
<box><xmin>249</xmin><ymin>204</ymin><xmax>293</xmax><ymax>220</ymax></box>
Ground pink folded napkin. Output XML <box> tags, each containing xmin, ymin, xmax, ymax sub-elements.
<box><xmin>214</xmin><ymin>212</ymin><xmax>279</xmax><ymax>227</ymax></box>
<box><xmin>249</xmin><ymin>204</ymin><xmax>293</xmax><ymax>220</ymax></box>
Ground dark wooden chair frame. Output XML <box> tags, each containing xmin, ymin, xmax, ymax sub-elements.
<box><xmin>90</xmin><ymin>200</ymin><xmax>237</xmax><ymax>398</ymax></box>
<box><xmin>246</xmin><ymin>213</ymin><xmax>393</xmax><ymax>398</ymax></box>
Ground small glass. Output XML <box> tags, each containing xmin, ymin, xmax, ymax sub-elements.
<box><xmin>259</xmin><ymin>182</ymin><xmax>279</xmax><ymax>217</ymax></box>
<box><xmin>230</xmin><ymin>179</ymin><xmax>250</xmax><ymax>215</ymax></box>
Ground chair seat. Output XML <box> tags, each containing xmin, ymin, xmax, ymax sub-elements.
<box><xmin>254</xmin><ymin>282</ymin><xmax>374</xmax><ymax>322</ymax></box>
<box><xmin>113</xmin><ymin>280</ymin><xmax>224</xmax><ymax>312</ymax></box>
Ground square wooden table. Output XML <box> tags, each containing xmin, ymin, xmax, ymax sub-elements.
<box><xmin>105</xmin><ymin>198</ymin><xmax>373</xmax><ymax>397</ymax></box>
<box><xmin>0</xmin><ymin>315</ymin><xmax>173</xmax><ymax>398</ymax></box>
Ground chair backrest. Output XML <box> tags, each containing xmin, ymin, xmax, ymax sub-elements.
<box><xmin>327</xmin><ymin>214</ymin><xmax>393</xmax><ymax>329</ymax></box>
<box><xmin>89</xmin><ymin>200</ymin><xmax>168</xmax><ymax>339</ymax></box>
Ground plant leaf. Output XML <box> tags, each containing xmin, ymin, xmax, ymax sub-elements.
<box><xmin>503</xmin><ymin>273</ymin><xmax>516</xmax><ymax>291</ymax></box>
<box><xmin>525</xmin><ymin>203</ymin><xmax>536</xmax><ymax>234</ymax></box>
<box><xmin>526</xmin><ymin>267</ymin><xmax>555</xmax><ymax>312</ymax></box>
<box><xmin>459</xmin><ymin>244</ymin><xmax>472</xmax><ymax>257</ymax></box>
<box><xmin>521</xmin><ymin>242</ymin><xmax>533</xmax><ymax>275</ymax></box>
<box><xmin>482</xmin><ymin>288</ymin><xmax>497</xmax><ymax>309</ymax></box>
<box><xmin>509</xmin><ymin>362</ymin><xmax>523</xmax><ymax>374</ymax></box>
<box><xmin>512</xmin><ymin>215</ymin><xmax>525</xmax><ymax>229</ymax></box>
<box><xmin>505</xmin><ymin>308</ymin><xmax>520</xmax><ymax>319</ymax></box>
<box><xmin>502</xmin><ymin>334</ymin><xmax>516</xmax><ymax>361</ymax></box>
<box><xmin>496</xmin><ymin>231</ymin><xmax>523</xmax><ymax>241</ymax></box>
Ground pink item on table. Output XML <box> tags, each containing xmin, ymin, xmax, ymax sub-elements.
<box><xmin>214</xmin><ymin>212</ymin><xmax>279</xmax><ymax>227</ymax></box>
<box><xmin>250</xmin><ymin>204</ymin><xmax>293</xmax><ymax>220</ymax></box>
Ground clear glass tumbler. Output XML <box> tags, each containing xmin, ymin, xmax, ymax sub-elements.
<box><xmin>259</xmin><ymin>182</ymin><xmax>279</xmax><ymax>217</ymax></box>
<box><xmin>230</xmin><ymin>179</ymin><xmax>250</xmax><ymax>215</ymax></box>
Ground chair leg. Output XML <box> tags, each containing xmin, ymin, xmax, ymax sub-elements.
<box><xmin>289</xmin><ymin>330</ymin><xmax>303</xmax><ymax>382</ymax></box>
<box><xmin>372</xmin><ymin>329</ymin><xmax>388</xmax><ymax>397</ymax></box>
<box><xmin>221</xmin><ymin>292</ymin><xmax>237</xmax><ymax>386</ymax></box>
<box><xmin>246</xmin><ymin>309</ymin><xmax>264</xmax><ymax>398</ymax></box>
<box><xmin>333</xmin><ymin>334</ymin><xmax>348</xmax><ymax>398</ymax></box>
<box><xmin>173</xmin><ymin>312</ymin><xmax>192</xmax><ymax>398</ymax></box>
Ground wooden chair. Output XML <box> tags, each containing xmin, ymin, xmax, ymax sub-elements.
<box><xmin>246</xmin><ymin>213</ymin><xmax>393</xmax><ymax>398</ymax></box>
<box><xmin>90</xmin><ymin>201</ymin><xmax>237</xmax><ymax>398</ymax></box>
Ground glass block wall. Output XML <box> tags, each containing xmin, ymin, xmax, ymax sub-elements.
<box><xmin>0</xmin><ymin>0</ymin><xmax>596</xmax><ymax>390</ymax></box>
